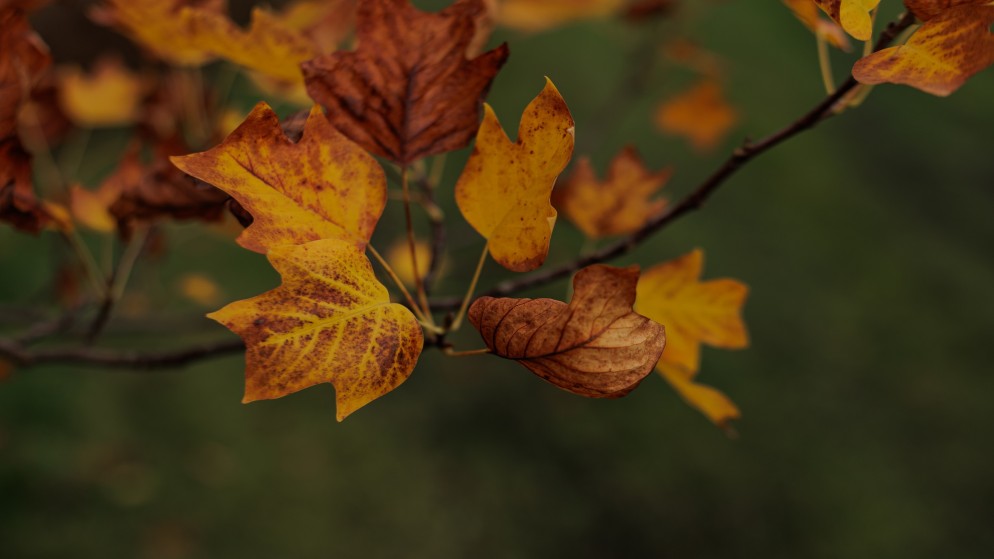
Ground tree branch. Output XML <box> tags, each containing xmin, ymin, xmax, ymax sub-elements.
<box><xmin>429</xmin><ymin>11</ymin><xmax>917</xmax><ymax>312</ymax></box>
<box><xmin>0</xmin><ymin>336</ymin><xmax>244</xmax><ymax>369</ymax></box>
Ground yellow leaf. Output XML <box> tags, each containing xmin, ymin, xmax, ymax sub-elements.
<box><xmin>91</xmin><ymin>0</ymin><xmax>221</xmax><ymax>66</ymax></box>
<box><xmin>69</xmin><ymin>183</ymin><xmax>116</xmax><ymax>232</ymax></box>
<box><xmin>208</xmin><ymin>239</ymin><xmax>424</xmax><ymax>421</ymax></box>
<box><xmin>852</xmin><ymin>2</ymin><xmax>994</xmax><ymax>96</ymax></box>
<box><xmin>654</xmin><ymin>80</ymin><xmax>738</xmax><ymax>152</ymax></box>
<box><xmin>171</xmin><ymin>102</ymin><xmax>386</xmax><ymax>253</ymax></box>
<box><xmin>658</xmin><ymin>361</ymin><xmax>741</xmax><ymax>429</ymax></box>
<box><xmin>179</xmin><ymin>273</ymin><xmax>222</xmax><ymax>306</ymax></box>
<box><xmin>782</xmin><ymin>0</ymin><xmax>852</xmax><ymax>50</ymax></box>
<box><xmin>554</xmin><ymin>145</ymin><xmax>670</xmax><ymax>239</ymax></box>
<box><xmin>57</xmin><ymin>57</ymin><xmax>145</xmax><ymax>127</ymax></box>
<box><xmin>488</xmin><ymin>0</ymin><xmax>625</xmax><ymax>32</ymax></box>
<box><xmin>185</xmin><ymin>6</ymin><xmax>320</xmax><ymax>83</ymax></box>
<box><xmin>636</xmin><ymin>249</ymin><xmax>748</xmax><ymax>425</ymax></box>
<box><xmin>385</xmin><ymin>238</ymin><xmax>434</xmax><ymax>289</ymax></box>
<box><xmin>455</xmin><ymin>78</ymin><xmax>575</xmax><ymax>272</ymax></box>
<box><xmin>813</xmin><ymin>0</ymin><xmax>881</xmax><ymax>41</ymax></box>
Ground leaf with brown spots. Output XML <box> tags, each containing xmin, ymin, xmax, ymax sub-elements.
<box><xmin>635</xmin><ymin>249</ymin><xmax>748</xmax><ymax>427</ymax></box>
<box><xmin>852</xmin><ymin>1</ymin><xmax>994</xmax><ymax>96</ymax></box>
<box><xmin>170</xmin><ymin>102</ymin><xmax>386</xmax><ymax>253</ymax></box>
<box><xmin>553</xmin><ymin>145</ymin><xmax>670</xmax><ymax>240</ymax></box>
<box><xmin>812</xmin><ymin>0</ymin><xmax>880</xmax><ymax>41</ymax></box>
<box><xmin>783</xmin><ymin>0</ymin><xmax>852</xmax><ymax>50</ymax></box>
<box><xmin>1</xmin><ymin>6</ymin><xmax>51</xmax><ymax>232</ymax></box>
<box><xmin>468</xmin><ymin>264</ymin><xmax>666</xmax><ymax>398</ymax></box>
<box><xmin>455</xmin><ymin>78</ymin><xmax>575</xmax><ymax>272</ymax></box>
<box><xmin>208</xmin><ymin>238</ymin><xmax>424</xmax><ymax>420</ymax></box>
<box><xmin>302</xmin><ymin>0</ymin><xmax>509</xmax><ymax>165</ymax></box>
<box><xmin>654</xmin><ymin>80</ymin><xmax>738</xmax><ymax>152</ymax></box>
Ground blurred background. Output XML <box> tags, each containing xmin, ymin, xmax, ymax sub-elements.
<box><xmin>2</xmin><ymin>0</ymin><xmax>994</xmax><ymax>557</ymax></box>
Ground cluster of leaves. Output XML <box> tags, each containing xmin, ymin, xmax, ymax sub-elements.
<box><xmin>1</xmin><ymin>0</ymin><xmax>991</xmax><ymax>429</ymax></box>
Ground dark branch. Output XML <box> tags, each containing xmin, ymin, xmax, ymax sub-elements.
<box><xmin>0</xmin><ymin>337</ymin><xmax>244</xmax><ymax>369</ymax></box>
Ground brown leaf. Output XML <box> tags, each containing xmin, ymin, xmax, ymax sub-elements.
<box><xmin>468</xmin><ymin>265</ymin><xmax>666</xmax><ymax>398</ymax></box>
<box><xmin>903</xmin><ymin>0</ymin><xmax>975</xmax><ymax>21</ymax></box>
<box><xmin>302</xmin><ymin>0</ymin><xmax>509</xmax><ymax>165</ymax></box>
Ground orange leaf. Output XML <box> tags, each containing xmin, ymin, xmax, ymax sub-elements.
<box><xmin>554</xmin><ymin>145</ymin><xmax>670</xmax><ymax>239</ymax></box>
<box><xmin>57</xmin><ymin>57</ymin><xmax>145</xmax><ymax>128</ymax></box>
<box><xmin>302</xmin><ymin>0</ymin><xmax>509</xmax><ymax>165</ymax></box>
<box><xmin>852</xmin><ymin>2</ymin><xmax>994</xmax><ymax>96</ymax></box>
<box><xmin>469</xmin><ymin>265</ymin><xmax>666</xmax><ymax>398</ymax></box>
<box><xmin>455</xmin><ymin>78</ymin><xmax>575</xmax><ymax>272</ymax></box>
<box><xmin>208</xmin><ymin>239</ymin><xmax>424</xmax><ymax>421</ymax></box>
<box><xmin>635</xmin><ymin>249</ymin><xmax>748</xmax><ymax>425</ymax></box>
<box><xmin>903</xmin><ymin>0</ymin><xmax>975</xmax><ymax>21</ymax></box>
<box><xmin>783</xmin><ymin>0</ymin><xmax>852</xmax><ymax>50</ymax></box>
<box><xmin>171</xmin><ymin>102</ymin><xmax>386</xmax><ymax>253</ymax></box>
<box><xmin>654</xmin><ymin>80</ymin><xmax>738</xmax><ymax>152</ymax></box>
<box><xmin>91</xmin><ymin>0</ymin><xmax>224</xmax><ymax>66</ymax></box>
<box><xmin>488</xmin><ymin>0</ymin><xmax>625</xmax><ymax>32</ymax></box>
<box><xmin>812</xmin><ymin>0</ymin><xmax>881</xmax><ymax>41</ymax></box>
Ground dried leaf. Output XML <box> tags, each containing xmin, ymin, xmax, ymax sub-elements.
<box><xmin>455</xmin><ymin>78</ymin><xmax>575</xmax><ymax>272</ymax></box>
<box><xmin>91</xmin><ymin>0</ymin><xmax>224</xmax><ymax>66</ymax></box>
<box><xmin>488</xmin><ymin>0</ymin><xmax>625</xmax><ymax>31</ymax></box>
<box><xmin>813</xmin><ymin>0</ymin><xmax>881</xmax><ymax>41</ymax></box>
<box><xmin>469</xmin><ymin>264</ymin><xmax>665</xmax><ymax>398</ymax></box>
<box><xmin>903</xmin><ymin>0</ymin><xmax>975</xmax><ymax>21</ymax></box>
<box><xmin>58</xmin><ymin>57</ymin><xmax>146</xmax><ymax>127</ymax></box>
<box><xmin>654</xmin><ymin>80</ymin><xmax>737</xmax><ymax>152</ymax></box>
<box><xmin>852</xmin><ymin>2</ymin><xmax>994</xmax><ymax>96</ymax></box>
<box><xmin>635</xmin><ymin>249</ymin><xmax>748</xmax><ymax>425</ymax></box>
<box><xmin>554</xmin><ymin>145</ymin><xmax>670</xmax><ymax>239</ymax></box>
<box><xmin>783</xmin><ymin>0</ymin><xmax>852</xmax><ymax>50</ymax></box>
<box><xmin>171</xmin><ymin>102</ymin><xmax>386</xmax><ymax>253</ymax></box>
<box><xmin>208</xmin><ymin>238</ymin><xmax>424</xmax><ymax>421</ymax></box>
<box><xmin>302</xmin><ymin>0</ymin><xmax>509</xmax><ymax>165</ymax></box>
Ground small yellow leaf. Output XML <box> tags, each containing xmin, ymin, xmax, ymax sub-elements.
<box><xmin>69</xmin><ymin>184</ymin><xmax>115</xmax><ymax>232</ymax></box>
<box><xmin>488</xmin><ymin>0</ymin><xmax>625</xmax><ymax>32</ymax></box>
<box><xmin>208</xmin><ymin>239</ymin><xmax>424</xmax><ymax>421</ymax></box>
<box><xmin>655</xmin><ymin>80</ymin><xmax>738</xmax><ymax>152</ymax></box>
<box><xmin>783</xmin><ymin>0</ymin><xmax>852</xmax><ymax>50</ymax></box>
<box><xmin>636</xmin><ymin>249</ymin><xmax>748</xmax><ymax>425</ymax></box>
<box><xmin>455</xmin><ymin>78</ymin><xmax>575</xmax><ymax>272</ymax></box>
<box><xmin>91</xmin><ymin>0</ymin><xmax>221</xmax><ymax>66</ymax></box>
<box><xmin>385</xmin><ymin>238</ymin><xmax>433</xmax><ymax>289</ymax></box>
<box><xmin>41</xmin><ymin>201</ymin><xmax>73</xmax><ymax>233</ymax></box>
<box><xmin>171</xmin><ymin>102</ymin><xmax>386</xmax><ymax>253</ymax></box>
<box><xmin>813</xmin><ymin>0</ymin><xmax>881</xmax><ymax>41</ymax></box>
<box><xmin>57</xmin><ymin>57</ymin><xmax>145</xmax><ymax>127</ymax></box>
<box><xmin>554</xmin><ymin>145</ymin><xmax>670</xmax><ymax>239</ymax></box>
<box><xmin>852</xmin><ymin>2</ymin><xmax>994</xmax><ymax>96</ymax></box>
<box><xmin>179</xmin><ymin>273</ymin><xmax>222</xmax><ymax>306</ymax></box>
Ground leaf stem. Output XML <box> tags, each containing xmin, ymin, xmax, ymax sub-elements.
<box><xmin>400</xmin><ymin>167</ymin><xmax>432</xmax><ymax>318</ymax></box>
<box><xmin>85</xmin><ymin>225</ymin><xmax>150</xmax><ymax>343</ymax></box>
<box><xmin>442</xmin><ymin>347</ymin><xmax>491</xmax><ymax>357</ymax></box>
<box><xmin>448</xmin><ymin>243</ymin><xmax>488</xmax><ymax>332</ymax></box>
<box><xmin>367</xmin><ymin>243</ymin><xmax>439</xmax><ymax>332</ymax></box>
<box><xmin>816</xmin><ymin>34</ymin><xmax>835</xmax><ymax>95</ymax></box>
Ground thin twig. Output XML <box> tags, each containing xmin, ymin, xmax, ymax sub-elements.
<box><xmin>0</xmin><ymin>337</ymin><xmax>244</xmax><ymax>369</ymax></box>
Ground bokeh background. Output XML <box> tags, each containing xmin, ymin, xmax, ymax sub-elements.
<box><xmin>3</xmin><ymin>0</ymin><xmax>994</xmax><ymax>557</ymax></box>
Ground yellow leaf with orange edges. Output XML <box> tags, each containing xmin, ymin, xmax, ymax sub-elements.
<box><xmin>57</xmin><ymin>57</ymin><xmax>145</xmax><ymax>127</ymax></box>
<box><xmin>185</xmin><ymin>6</ymin><xmax>320</xmax><ymax>83</ymax></box>
<box><xmin>635</xmin><ymin>249</ymin><xmax>748</xmax><ymax>426</ymax></box>
<box><xmin>455</xmin><ymin>78</ymin><xmax>575</xmax><ymax>272</ymax></box>
<box><xmin>554</xmin><ymin>145</ymin><xmax>670</xmax><ymax>239</ymax></box>
<box><xmin>812</xmin><ymin>0</ymin><xmax>881</xmax><ymax>41</ymax></box>
<box><xmin>783</xmin><ymin>0</ymin><xmax>852</xmax><ymax>50</ymax></box>
<box><xmin>171</xmin><ymin>102</ymin><xmax>386</xmax><ymax>253</ymax></box>
<box><xmin>658</xmin><ymin>361</ymin><xmax>741</xmax><ymax>429</ymax></box>
<box><xmin>852</xmin><ymin>2</ymin><xmax>994</xmax><ymax>96</ymax></box>
<box><xmin>91</xmin><ymin>0</ymin><xmax>222</xmax><ymax>66</ymax></box>
<box><xmin>655</xmin><ymin>80</ymin><xmax>738</xmax><ymax>152</ymax></box>
<box><xmin>488</xmin><ymin>0</ymin><xmax>625</xmax><ymax>32</ymax></box>
<box><xmin>208</xmin><ymin>238</ymin><xmax>424</xmax><ymax>421</ymax></box>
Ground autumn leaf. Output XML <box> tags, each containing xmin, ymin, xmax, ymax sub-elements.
<box><xmin>813</xmin><ymin>0</ymin><xmax>881</xmax><ymax>41</ymax></box>
<box><xmin>655</xmin><ymin>80</ymin><xmax>737</xmax><ymax>152</ymax></box>
<box><xmin>171</xmin><ymin>102</ymin><xmax>386</xmax><ymax>253</ymax></box>
<box><xmin>852</xmin><ymin>2</ymin><xmax>994</xmax><ymax>96</ymax></box>
<box><xmin>455</xmin><ymin>78</ymin><xmax>575</xmax><ymax>272</ymax></box>
<box><xmin>302</xmin><ymin>0</ymin><xmax>509</xmax><ymax>165</ymax></box>
<box><xmin>635</xmin><ymin>249</ymin><xmax>748</xmax><ymax>426</ymax></box>
<box><xmin>57</xmin><ymin>57</ymin><xmax>146</xmax><ymax>128</ymax></box>
<box><xmin>208</xmin><ymin>238</ymin><xmax>424</xmax><ymax>421</ymax></box>
<box><xmin>91</xmin><ymin>0</ymin><xmax>224</xmax><ymax>66</ymax></box>
<box><xmin>487</xmin><ymin>0</ymin><xmax>625</xmax><ymax>32</ymax></box>
<box><xmin>1</xmin><ymin>6</ymin><xmax>51</xmax><ymax>232</ymax></box>
<box><xmin>178</xmin><ymin>273</ymin><xmax>222</xmax><ymax>306</ymax></box>
<box><xmin>904</xmin><ymin>0</ymin><xmax>975</xmax><ymax>20</ymax></box>
<box><xmin>469</xmin><ymin>264</ymin><xmax>666</xmax><ymax>398</ymax></box>
<box><xmin>783</xmin><ymin>0</ymin><xmax>852</xmax><ymax>50</ymax></box>
<box><xmin>385</xmin><ymin>238</ymin><xmax>435</xmax><ymax>288</ymax></box>
<box><xmin>553</xmin><ymin>145</ymin><xmax>670</xmax><ymax>239</ymax></box>
<box><xmin>70</xmin><ymin>182</ymin><xmax>119</xmax><ymax>232</ymax></box>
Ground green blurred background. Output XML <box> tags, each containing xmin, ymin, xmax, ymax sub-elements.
<box><xmin>3</xmin><ymin>1</ymin><xmax>994</xmax><ymax>557</ymax></box>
